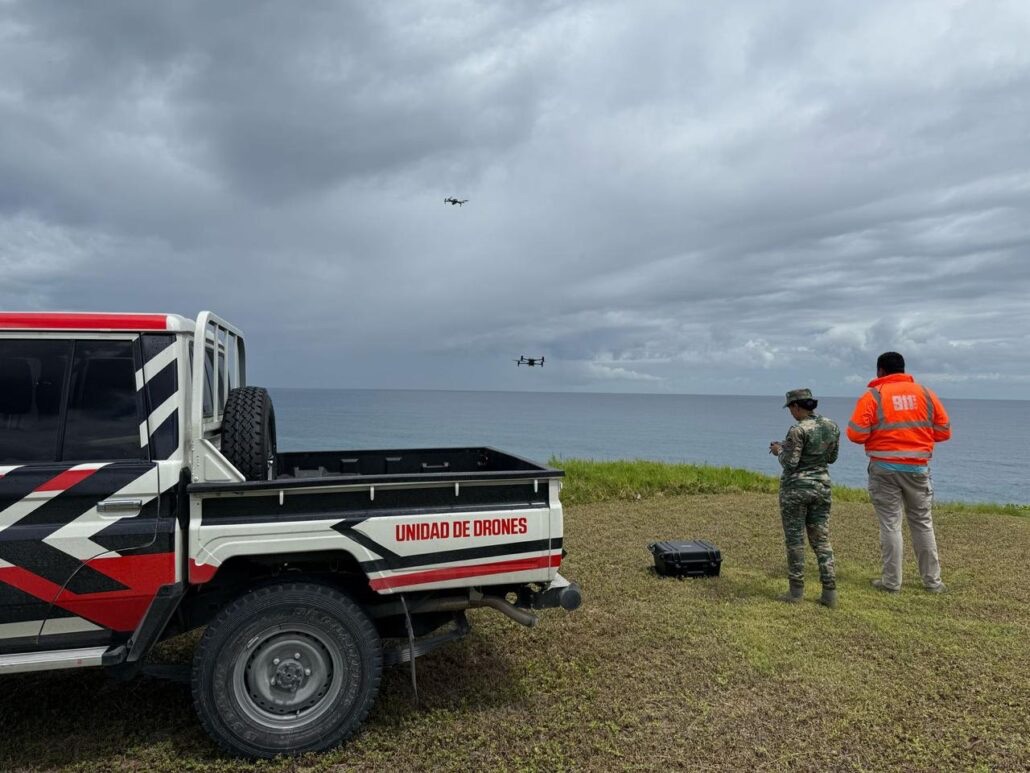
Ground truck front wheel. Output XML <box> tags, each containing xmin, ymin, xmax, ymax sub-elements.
<box><xmin>191</xmin><ymin>582</ymin><xmax>382</xmax><ymax>758</ymax></box>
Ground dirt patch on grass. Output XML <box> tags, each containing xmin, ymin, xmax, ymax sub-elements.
<box><xmin>1</xmin><ymin>494</ymin><xmax>1027</xmax><ymax>771</ymax></box>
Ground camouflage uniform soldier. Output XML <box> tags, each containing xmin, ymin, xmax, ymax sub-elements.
<box><xmin>769</xmin><ymin>388</ymin><xmax>840</xmax><ymax>608</ymax></box>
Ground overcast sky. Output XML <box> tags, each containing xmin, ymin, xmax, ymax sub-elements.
<box><xmin>2</xmin><ymin>1</ymin><xmax>1028</xmax><ymax>398</ymax></box>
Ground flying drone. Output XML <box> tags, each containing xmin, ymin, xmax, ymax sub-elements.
<box><xmin>514</xmin><ymin>355</ymin><xmax>545</xmax><ymax>367</ymax></box>
<box><xmin>444</xmin><ymin>197</ymin><xmax>468</xmax><ymax>206</ymax></box>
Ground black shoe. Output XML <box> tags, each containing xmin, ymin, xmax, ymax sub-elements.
<box><xmin>871</xmin><ymin>579</ymin><xmax>899</xmax><ymax>594</ymax></box>
<box><xmin>779</xmin><ymin>582</ymin><xmax>804</xmax><ymax>604</ymax></box>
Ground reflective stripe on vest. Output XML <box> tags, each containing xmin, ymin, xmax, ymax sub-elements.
<box><xmin>868</xmin><ymin>387</ymin><xmax>885</xmax><ymax>426</ymax></box>
<box><xmin>868</xmin><ymin>387</ymin><xmax>935</xmax><ymax>430</ymax></box>
<box><xmin>920</xmin><ymin>386</ymin><xmax>934</xmax><ymax>425</ymax></box>
<box><xmin>866</xmin><ymin>449</ymin><xmax>932</xmax><ymax>459</ymax></box>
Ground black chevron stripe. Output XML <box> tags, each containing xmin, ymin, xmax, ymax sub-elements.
<box><xmin>143</xmin><ymin>360</ymin><xmax>177</xmax><ymax>412</ymax></box>
<box><xmin>0</xmin><ymin>538</ymin><xmax>128</xmax><ymax>593</ymax></box>
<box><xmin>10</xmin><ymin>463</ymin><xmax>152</xmax><ymax>535</ymax></box>
<box><xmin>62</xmin><ymin>552</ymin><xmax>133</xmax><ymax>594</ymax></box>
<box><xmin>139</xmin><ymin>336</ymin><xmax>178</xmax><ymax>455</ymax></box>
<box><xmin>0</xmin><ymin>580</ymin><xmax>74</xmax><ymax>624</ymax></box>
<box><xmin>148</xmin><ymin>409</ymin><xmax>179</xmax><ymax>460</ymax></box>
<box><xmin>141</xmin><ymin>334</ymin><xmax>175</xmax><ymax>363</ymax></box>
<box><xmin>88</xmin><ymin>525</ymin><xmax>174</xmax><ymax>555</ymax></box>
<box><xmin>331</xmin><ymin>517</ymin><xmax>402</xmax><ymax>560</ymax></box>
<box><xmin>0</xmin><ymin>461</ymin><xmax>155</xmax><ymax>592</ymax></box>
<box><xmin>90</xmin><ymin>494</ymin><xmax>175</xmax><ymax>555</ymax></box>
<box><xmin>0</xmin><ymin>465</ymin><xmax>75</xmax><ymax>513</ymax></box>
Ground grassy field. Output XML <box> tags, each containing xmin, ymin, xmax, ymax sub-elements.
<box><xmin>556</xmin><ymin>458</ymin><xmax>1030</xmax><ymax>515</ymax></box>
<box><xmin>1</xmin><ymin>462</ymin><xmax>1028</xmax><ymax>771</ymax></box>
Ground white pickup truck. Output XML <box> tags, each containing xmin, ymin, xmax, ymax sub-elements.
<box><xmin>0</xmin><ymin>310</ymin><xmax>580</xmax><ymax>758</ymax></box>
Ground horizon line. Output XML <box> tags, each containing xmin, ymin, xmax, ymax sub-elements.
<box><xmin>259</xmin><ymin>386</ymin><xmax>1026</xmax><ymax>402</ymax></box>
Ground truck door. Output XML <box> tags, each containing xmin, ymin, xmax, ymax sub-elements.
<box><xmin>0</xmin><ymin>338</ymin><xmax>73</xmax><ymax>649</ymax></box>
<box><xmin>0</xmin><ymin>337</ymin><xmax>171</xmax><ymax>652</ymax></box>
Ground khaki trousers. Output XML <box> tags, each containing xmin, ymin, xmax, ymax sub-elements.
<box><xmin>867</xmin><ymin>464</ymin><xmax>943</xmax><ymax>590</ymax></box>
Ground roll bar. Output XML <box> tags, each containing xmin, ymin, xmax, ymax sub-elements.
<box><xmin>190</xmin><ymin>311</ymin><xmax>247</xmax><ymax>441</ymax></box>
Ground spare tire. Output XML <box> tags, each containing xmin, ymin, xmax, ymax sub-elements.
<box><xmin>221</xmin><ymin>386</ymin><xmax>277</xmax><ymax>481</ymax></box>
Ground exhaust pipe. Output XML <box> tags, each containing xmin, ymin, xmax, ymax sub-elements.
<box><xmin>474</xmin><ymin>594</ymin><xmax>538</xmax><ymax>627</ymax></box>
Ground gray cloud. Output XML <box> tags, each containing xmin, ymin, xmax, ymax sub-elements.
<box><xmin>2</xmin><ymin>0</ymin><xmax>1029</xmax><ymax>397</ymax></box>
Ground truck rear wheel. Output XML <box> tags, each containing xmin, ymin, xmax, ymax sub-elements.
<box><xmin>221</xmin><ymin>386</ymin><xmax>277</xmax><ymax>480</ymax></box>
<box><xmin>191</xmin><ymin>582</ymin><xmax>383</xmax><ymax>758</ymax></box>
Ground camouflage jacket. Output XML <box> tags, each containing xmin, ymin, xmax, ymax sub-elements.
<box><xmin>778</xmin><ymin>413</ymin><xmax>840</xmax><ymax>488</ymax></box>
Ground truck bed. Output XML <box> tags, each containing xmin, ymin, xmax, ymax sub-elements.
<box><xmin>189</xmin><ymin>446</ymin><xmax>562</xmax><ymax>495</ymax></box>
<box><xmin>280</xmin><ymin>446</ymin><xmax>555</xmax><ymax>480</ymax></box>
<box><xmin>187</xmin><ymin>448</ymin><xmax>565</xmax><ymax>581</ymax></box>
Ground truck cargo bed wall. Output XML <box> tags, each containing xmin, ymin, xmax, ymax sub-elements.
<box><xmin>197</xmin><ymin>481</ymin><xmax>549</xmax><ymax>524</ymax></box>
<box><xmin>276</xmin><ymin>446</ymin><xmax>553</xmax><ymax>479</ymax></box>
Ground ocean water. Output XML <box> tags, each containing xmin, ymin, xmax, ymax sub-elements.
<box><xmin>269</xmin><ymin>389</ymin><xmax>1030</xmax><ymax>506</ymax></box>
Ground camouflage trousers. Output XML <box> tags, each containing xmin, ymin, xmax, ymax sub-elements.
<box><xmin>779</xmin><ymin>484</ymin><xmax>836</xmax><ymax>589</ymax></box>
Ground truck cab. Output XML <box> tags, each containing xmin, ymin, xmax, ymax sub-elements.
<box><xmin>0</xmin><ymin>313</ymin><xmax>190</xmax><ymax>657</ymax></box>
<box><xmin>0</xmin><ymin>311</ymin><xmax>579</xmax><ymax>758</ymax></box>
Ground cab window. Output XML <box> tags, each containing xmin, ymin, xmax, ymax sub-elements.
<box><xmin>62</xmin><ymin>340</ymin><xmax>143</xmax><ymax>461</ymax></box>
<box><xmin>0</xmin><ymin>339</ymin><xmax>71</xmax><ymax>463</ymax></box>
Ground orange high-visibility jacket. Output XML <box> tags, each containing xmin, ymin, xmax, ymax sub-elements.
<box><xmin>846</xmin><ymin>373</ymin><xmax>951</xmax><ymax>467</ymax></box>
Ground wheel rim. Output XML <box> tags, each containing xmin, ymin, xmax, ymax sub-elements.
<box><xmin>232</xmin><ymin>624</ymin><xmax>346</xmax><ymax>731</ymax></box>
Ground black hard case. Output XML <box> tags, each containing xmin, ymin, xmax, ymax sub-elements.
<box><xmin>649</xmin><ymin>540</ymin><xmax>722</xmax><ymax>578</ymax></box>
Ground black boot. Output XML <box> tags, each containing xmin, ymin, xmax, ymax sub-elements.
<box><xmin>779</xmin><ymin>581</ymin><xmax>804</xmax><ymax>604</ymax></box>
<box><xmin>819</xmin><ymin>586</ymin><xmax>838</xmax><ymax>608</ymax></box>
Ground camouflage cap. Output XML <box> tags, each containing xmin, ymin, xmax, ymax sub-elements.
<box><xmin>783</xmin><ymin>388</ymin><xmax>814</xmax><ymax>407</ymax></box>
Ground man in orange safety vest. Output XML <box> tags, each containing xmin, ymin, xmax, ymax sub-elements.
<box><xmin>847</xmin><ymin>352</ymin><xmax>951</xmax><ymax>594</ymax></box>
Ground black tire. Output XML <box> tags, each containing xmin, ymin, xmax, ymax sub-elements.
<box><xmin>191</xmin><ymin>582</ymin><xmax>383</xmax><ymax>759</ymax></box>
<box><xmin>221</xmin><ymin>386</ymin><xmax>277</xmax><ymax>481</ymax></box>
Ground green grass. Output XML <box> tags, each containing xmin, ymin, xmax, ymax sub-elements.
<box><xmin>1</xmin><ymin>461</ymin><xmax>1027</xmax><ymax>771</ymax></box>
<box><xmin>554</xmin><ymin>457</ymin><xmax>1030</xmax><ymax>515</ymax></box>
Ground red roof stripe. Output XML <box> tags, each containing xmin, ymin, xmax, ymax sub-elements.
<box><xmin>0</xmin><ymin>312</ymin><xmax>169</xmax><ymax>331</ymax></box>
